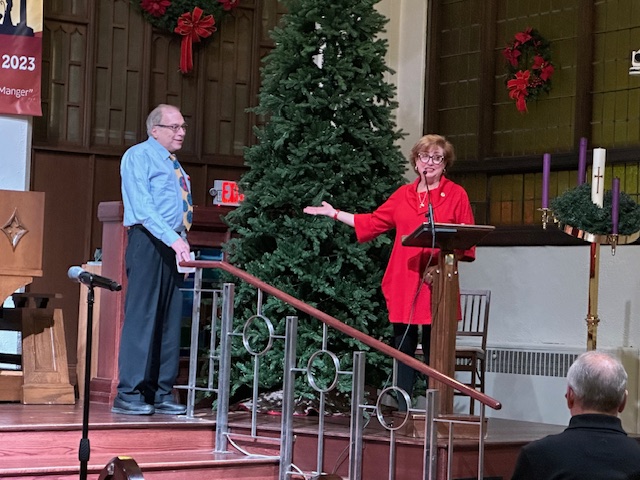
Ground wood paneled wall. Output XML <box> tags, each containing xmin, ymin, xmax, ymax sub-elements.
<box><xmin>428</xmin><ymin>0</ymin><xmax>640</xmax><ymax>231</ymax></box>
<box><xmin>30</xmin><ymin>0</ymin><xmax>286</xmax><ymax>383</ymax></box>
<box><xmin>31</xmin><ymin>0</ymin><xmax>640</xmax><ymax>384</ymax></box>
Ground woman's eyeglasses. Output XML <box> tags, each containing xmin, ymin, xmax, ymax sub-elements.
<box><xmin>417</xmin><ymin>153</ymin><xmax>445</xmax><ymax>164</ymax></box>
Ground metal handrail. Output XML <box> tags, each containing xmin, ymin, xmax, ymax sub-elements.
<box><xmin>183</xmin><ymin>259</ymin><xmax>502</xmax><ymax>410</ymax></box>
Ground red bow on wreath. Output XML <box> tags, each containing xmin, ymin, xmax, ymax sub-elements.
<box><xmin>174</xmin><ymin>7</ymin><xmax>217</xmax><ymax>74</ymax></box>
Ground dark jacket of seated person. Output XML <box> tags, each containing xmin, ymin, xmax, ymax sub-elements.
<box><xmin>511</xmin><ymin>350</ymin><xmax>640</xmax><ymax>480</ymax></box>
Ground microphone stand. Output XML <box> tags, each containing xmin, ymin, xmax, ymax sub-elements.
<box><xmin>78</xmin><ymin>284</ymin><xmax>95</xmax><ymax>480</ymax></box>
<box><xmin>424</xmin><ymin>175</ymin><xmax>436</xmax><ymax>249</ymax></box>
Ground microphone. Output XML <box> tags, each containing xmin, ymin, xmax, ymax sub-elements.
<box><xmin>424</xmin><ymin>172</ymin><xmax>437</xmax><ymax>251</ymax></box>
<box><xmin>424</xmin><ymin>172</ymin><xmax>435</xmax><ymax>227</ymax></box>
<box><xmin>68</xmin><ymin>266</ymin><xmax>122</xmax><ymax>291</ymax></box>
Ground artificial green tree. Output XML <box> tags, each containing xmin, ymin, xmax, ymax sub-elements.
<box><xmin>223</xmin><ymin>0</ymin><xmax>407</xmax><ymax>404</ymax></box>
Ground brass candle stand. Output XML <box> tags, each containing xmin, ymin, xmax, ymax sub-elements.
<box><xmin>540</xmin><ymin>208</ymin><xmax>551</xmax><ymax>230</ymax></box>
<box><xmin>541</xmin><ymin>208</ymin><xmax>640</xmax><ymax>350</ymax></box>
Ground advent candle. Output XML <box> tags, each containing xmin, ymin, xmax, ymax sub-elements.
<box><xmin>577</xmin><ymin>137</ymin><xmax>587</xmax><ymax>185</ymax></box>
<box><xmin>542</xmin><ymin>153</ymin><xmax>551</xmax><ymax>209</ymax></box>
<box><xmin>591</xmin><ymin>148</ymin><xmax>606</xmax><ymax>207</ymax></box>
<box><xmin>612</xmin><ymin>177</ymin><xmax>620</xmax><ymax>235</ymax></box>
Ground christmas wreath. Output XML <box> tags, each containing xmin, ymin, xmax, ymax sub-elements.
<box><xmin>550</xmin><ymin>183</ymin><xmax>640</xmax><ymax>236</ymax></box>
<box><xmin>132</xmin><ymin>0</ymin><xmax>239</xmax><ymax>73</ymax></box>
<box><xmin>502</xmin><ymin>28</ymin><xmax>555</xmax><ymax>113</ymax></box>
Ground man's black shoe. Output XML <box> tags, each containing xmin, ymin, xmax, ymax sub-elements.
<box><xmin>154</xmin><ymin>400</ymin><xmax>187</xmax><ymax>415</ymax></box>
<box><xmin>111</xmin><ymin>397</ymin><xmax>155</xmax><ymax>415</ymax></box>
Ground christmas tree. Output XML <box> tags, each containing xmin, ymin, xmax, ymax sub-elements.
<box><xmin>224</xmin><ymin>0</ymin><xmax>407</xmax><ymax>404</ymax></box>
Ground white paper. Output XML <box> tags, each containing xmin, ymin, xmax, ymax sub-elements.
<box><xmin>176</xmin><ymin>251</ymin><xmax>196</xmax><ymax>274</ymax></box>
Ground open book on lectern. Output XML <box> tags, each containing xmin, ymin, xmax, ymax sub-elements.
<box><xmin>401</xmin><ymin>222</ymin><xmax>495</xmax><ymax>251</ymax></box>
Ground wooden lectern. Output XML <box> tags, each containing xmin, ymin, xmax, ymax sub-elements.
<box><xmin>0</xmin><ymin>190</ymin><xmax>44</xmax><ymax>303</ymax></box>
<box><xmin>0</xmin><ymin>190</ymin><xmax>74</xmax><ymax>404</ymax></box>
<box><xmin>0</xmin><ymin>190</ymin><xmax>45</xmax><ymax>401</ymax></box>
<box><xmin>402</xmin><ymin>222</ymin><xmax>494</xmax><ymax>414</ymax></box>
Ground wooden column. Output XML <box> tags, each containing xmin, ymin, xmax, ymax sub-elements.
<box><xmin>90</xmin><ymin>202</ymin><xmax>127</xmax><ymax>404</ymax></box>
<box><xmin>428</xmin><ymin>251</ymin><xmax>459</xmax><ymax>414</ymax></box>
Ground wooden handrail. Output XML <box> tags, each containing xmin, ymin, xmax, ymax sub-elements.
<box><xmin>184</xmin><ymin>259</ymin><xmax>502</xmax><ymax>410</ymax></box>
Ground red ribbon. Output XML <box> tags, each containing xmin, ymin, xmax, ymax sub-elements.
<box><xmin>174</xmin><ymin>7</ymin><xmax>216</xmax><ymax>74</ymax></box>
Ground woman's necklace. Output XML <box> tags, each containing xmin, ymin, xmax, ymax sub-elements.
<box><xmin>418</xmin><ymin>189</ymin><xmax>428</xmax><ymax>208</ymax></box>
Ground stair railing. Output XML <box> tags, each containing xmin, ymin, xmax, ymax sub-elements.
<box><xmin>177</xmin><ymin>260</ymin><xmax>502</xmax><ymax>480</ymax></box>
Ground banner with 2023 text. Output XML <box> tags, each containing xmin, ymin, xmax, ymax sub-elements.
<box><xmin>0</xmin><ymin>0</ymin><xmax>43</xmax><ymax>116</ymax></box>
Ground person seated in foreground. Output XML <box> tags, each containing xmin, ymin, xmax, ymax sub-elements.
<box><xmin>511</xmin><ymin>350</ymin><xmax>640</xmax><ymax>480</ymax></box>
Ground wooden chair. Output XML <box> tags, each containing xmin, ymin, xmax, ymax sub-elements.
<box><xmin>454</xmin><ymin>289</ymin><xmax>491</xmax><ymax>415</ymax></box>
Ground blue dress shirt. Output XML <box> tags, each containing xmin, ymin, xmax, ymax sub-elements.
<box><xmin>120</xmin><ymin>136</ymin><xmax>191</xmax><ymax>247</ymax></box>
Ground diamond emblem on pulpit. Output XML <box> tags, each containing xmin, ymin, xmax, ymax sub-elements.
<box><xmin>2</xmin><ymin>208</ymin><xmax>29</xmax><ymax>251</ymax></box>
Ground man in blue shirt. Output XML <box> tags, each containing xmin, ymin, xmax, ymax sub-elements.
<box><xmin>113</xmin><ymin>104</ymin><xmax>192</xmax><ymax>415</ymax></box>
<box><xmin>511</xmin><ymin>350</ymin><xmax>640</xmax><ymax>479</ymax></box>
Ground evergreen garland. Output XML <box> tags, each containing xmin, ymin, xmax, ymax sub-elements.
<box><xmin>550</xmin><ymin>183</ymin><xmax>640</xmax><ymax>235</ymax></box>
<box><xmin>223</xmin><ymin>0</ymin><xmax>407</xmax><ymax>402</ymax></box>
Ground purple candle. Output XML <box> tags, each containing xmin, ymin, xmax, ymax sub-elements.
<box><xmin>612</xmin><ymin>177</ymin><xmax>620</xmax><ymax>235</ymax></box>
<box><xmin>577</xmin><ymin>137</ymin><xmax>587</xmax><ymax>185</ymax></box>
<box><xmin>542</xmin><ymin>153</ymin><xmax>551</xmax><ymax>209</ymax></box>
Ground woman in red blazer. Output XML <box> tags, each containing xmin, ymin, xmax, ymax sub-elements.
<box><xmin>304</xmin><ymin>134</ymin><xmax>475</xmax><ymax>410</ymax></box>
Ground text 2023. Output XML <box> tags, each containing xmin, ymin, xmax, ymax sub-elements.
<box><xmin>2</xmin><ymin>55</ymin><xmax>36</xmax><ymax>71</ymax></box>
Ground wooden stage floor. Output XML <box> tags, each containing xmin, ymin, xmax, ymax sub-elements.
<box><xmin>0</xmin><ymin>400</ymin><xmax>565</xmax><ymax>441</ymax></box>
<box><xmin>0</xmin><ymin>400</ymin><xmax>568</xmax><ymax>479</ymax></box>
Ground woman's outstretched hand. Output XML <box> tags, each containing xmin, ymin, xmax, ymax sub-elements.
<box><xmin>303</xmin><ymin>201</ymin><xmax>335</xmax><ymax>217</ymax></box>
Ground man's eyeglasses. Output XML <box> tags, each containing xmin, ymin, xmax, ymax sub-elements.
<box><xmin>417</xmin><ymin>153</ymin><xmax>445</xmax><ymax>164</ymax></box>
<box><xmin>155</xmin><ymin>124</ymin><xmax>188</xmax><ymax>133</ymax></box>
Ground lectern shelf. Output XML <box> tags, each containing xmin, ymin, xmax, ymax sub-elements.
<box><xmin>401</xmin><ymin>222</ymin><xmax>495</xmax><ymax>251</ymax></box>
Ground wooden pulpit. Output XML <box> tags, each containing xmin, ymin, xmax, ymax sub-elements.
<box><xmin>0</xmin><ymin>190</ymin><xmax>45</xmax><ymax>401</ymax></box>
<box><xmin>0</xmin><ymin>190</ymin><xmax>74</xmax><ymax>404</ymax></box>
<box><xmin>0</xmin><ymin>190</ymin><xmax>44</xmax><ymax>303</ymax></box>
<box><xmin>402</xmin><ymin>222</ymin><xmax>494</xmax><ymax>414</ymax></box>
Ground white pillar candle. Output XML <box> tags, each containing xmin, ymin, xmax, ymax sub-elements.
<box><xmin>591</xmin><ymin>148</ymin><xmax>606</xmax><ymax>207</ymax></box>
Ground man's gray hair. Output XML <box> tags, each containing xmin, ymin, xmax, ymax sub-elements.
<box><xmin>567</xmin><ymin>350</ymin><xmax>627</xmax><ymax>412</ymax></box>
<box><xmin>146</xmin><ymin>104</ymin><xmax>177</xmax><ymax>135</ymax></box>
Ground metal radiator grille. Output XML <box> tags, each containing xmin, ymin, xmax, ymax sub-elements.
<box><xmin>486</xmin><ymin>349</ymin><xmax>578</xmax><ymax>377</ymax></box>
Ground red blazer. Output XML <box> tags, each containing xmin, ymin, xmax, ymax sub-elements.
<box><xmin>354</xmin><ymin>176</ymin><xmax>475</xmax><ymax>325</ymax></box>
